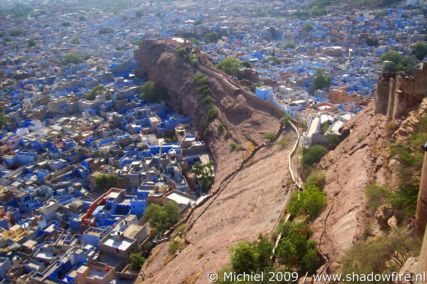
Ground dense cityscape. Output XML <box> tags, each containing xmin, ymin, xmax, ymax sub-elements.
<box><xmin>0</xmin><ymin>0</ymin><xmax>427</xmax><ymax>283</ymax></box>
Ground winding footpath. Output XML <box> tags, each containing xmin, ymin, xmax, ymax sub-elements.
<box><xmin>271</xmin><ymin>120</ymin><xmax>302</xmax><ymax>255</ymax></box>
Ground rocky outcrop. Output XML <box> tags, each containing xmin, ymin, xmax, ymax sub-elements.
<box><xmin>375</xmin><ymin>63</ymin><xmax>427</xmax><ymax>121</ymax></box>
<box><xmin>311</xmin><ymin>103</ymin><xmax>391</xmax><ymax>266</ymax></box>
<box><xmin>135</xmin><ymin>40</ymin><xmax>282</xmax><ymax>184</ymax></box>
<box><xmin>312</xmin><ymin>64</ymin><xmax>427</xmax><ymax>271</ymax></box>
<box><xmin>135</xmin><ymin>40</ymin><xmax>289</xmax><ymax>284</ymax></box>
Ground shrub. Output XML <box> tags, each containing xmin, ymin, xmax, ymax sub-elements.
<box><xmin>411</xmin><ymin>41</ymin><xmax>427</xmax><ymax>61</ymax></box>
<box><xmin>305</xmin><ymin>171</ymin><xmax>326</xmax><ymax>189</ymax></box>
<box><xmin>94</xmin><ymin>173</ymin><xmax>119</xmax><ymax>191</ymax></box>
<box><xmin>197</xmin><ymin>85</ymin><xmax>209</xmax><ymax>96</ymax></box>
<box><xmin>281</xmin><ymin>114</ymin><xmax>291</xmax><ymax>126</ymax></box>
<box><xmin>365</xmin><ymin>184</ymin><xmax>389</xmax><ymax>212</ymax></box>
<box><xmin>84</xmin><ymin>85</ymin><xmax>105</xmax><ymax>100</ymax></box>
<box><xmin>60</xmin><ymin>52</ymin><xmax>87</xmax><ymax>66</ymax></box>
<box><xmin>275</xmin><ymin>222</ymin><xmax>323</xmax><ymax>273</ymax></box>
<box><xmin>140</xmin><ymin>81</ymin><xmax>169</xmax><ymax>102</ymax></box>
<box><xmin>230</xmin><ymin>142</ymin><xmax>245</xmax><ymax>151</ymax></box>
<box><xmin>231</xmin><ymin>235</ymin><xmax>273</xmax><ymax>274</ymax></box>
<box><xmin>224</xmin><ymin>131</ymin><xmax>231</xmax><ymax>139</ymax></box>
<box><xmin>388</xmin><ymin>185</ymin><xmax>418</xmax><ymax>218</ymax></box>
<box><xmin>217</xmin><ymin>57</ymin><xmax>241</xmax><ymax>76</ymax></box>
<box><xmin>288</xmin><ymin>185</ymin><xmax>327</xmax><ymax>219</ymax></box>
<box><xmin>313</xmin><ymin>69</ymin><xmax>331</xmax><ymax>90</ymax></box>
<box><xmin>143</xmin><ymin>202</ymin><xmax>181</xmax><ymax>235</ymax></box>
<box><xmin>203</xmin><ymin>106</ymin><xmax>218</xmax><ymax>123</ymax></box>
<box><xmin>99</xmin><ymin>27</ymin><xmax>114</xmax><ymax>34</ymax></box>
<box><xmin>264</xmin><ymin>132</ymin><xmax>276</xmax><ymax>142</ymax></box>
<box><xmin>201</xmin><ymin>95</ymin><xmax>213</xmax><ymax>105</ymax></box>
<box><xmin>9</xmin><ymin>29</ymin><xmax>24</xmax><ymax>37</ymax></box>
<box><xmin>193</xmin><ymin>73</ymin><xmax>208</xmax><ymax>86</ymax></box>
<box><xmin>302</xmin><ymin>145</ymin><xmax>328</xmax><ymax>168</ymax></box>
<box><xmin>341</xmin><ymin>228</ymin><xmax>420</xmax><ymax>278</ymax></box>
<box><xmin>168</xmin><ymin>237</ymin><xmax>186</xmax><ymax>255</ymax></box>
<box><xmin>176</xmin><ymin>46</ymin><xmax>187</xmax><ymax>57</ymax></box>
<box><xmin>129</xmin><ymin>253</ymin><xmax>145</xmax><ymax>271</ymax></box>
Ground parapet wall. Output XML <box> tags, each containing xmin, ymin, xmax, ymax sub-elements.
<box><xmin>375</xmin><ymin>63</ymin><xmax>427</xmax><ymax>121</ymax></box>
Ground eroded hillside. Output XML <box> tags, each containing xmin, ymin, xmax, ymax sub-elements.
<box><xmin>312</xmin><ymin>64</ymin><xmax>427</xmax><ymax>274</ymax></box>
<box><xmin>135</xmin><ymin>40</ymin><xmax>283</xmax><ymax>184</ymax></box>
<box><xmin>135</xmin><ymin>40</ymin><xmax>292</xmax><ymax>283</ymax></box>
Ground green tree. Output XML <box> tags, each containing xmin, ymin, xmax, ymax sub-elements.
<box><xmin>241</xmin><ymin>61</ymin><xmax>251</xmax><ymax>68</ymax></box>
<box><xmin>288</xmin><ymin>184</ymin><xmax>326</xmax><ymax>219</ymax></box>
<box><xmin>381</xmin><ymin>51</ymin><xmax>417</xmax><ymax>76</ymax></box>
<box><xmin>143</xmin><ymin>202</ymin><xmax>181</xmax><ymax>235</ymax></box>
<box><xmin>217</xmin><ymin>57</ymin><xmax>241</xmax><ymax>76</ymax></box>
<box><xmin>411</xmin><ymin>42</ymin><xmax>427</xmax><ymax>61</ymax></box>
<box><xmin>275</xmin><ymin>222</ymin><xmax>323</xmax><ymax>273</ymax></box>
<box><xmin>84</xmin><ymin>85</ymin><xmax>105</xmax><ymax>100</ymax></box>
<box><xmin>129</xmin><ymin>253</ymin><xmax>145</xmax><ymax>271</ymax></box>
<box><xmin>313</xmin><ymin>69</ymin><xmax>331</xmax><ymax>90</ymax></box>
<box><xmin>302</xmin><ymin>145</ymin><xmax>328</xmax><ymax>168</ymax></box>
<box><xmin>309</xmin><ymin>5</ymin><xmax>326</xmax><ymax>16</ymax></box>
<box><xmin>231</xmin><ymin>235</ymin><xmax>273</xmax><ymax>274</ymax></box>
<box><xmin>366</xmin><ymin>36</ymin><xmax>379</xmax><ymax>47</ymax></box>
<box><xmin>303</xmin><ymin>23</ymin><xmax>314</xmax><ymax>33</ymax></box>
<box><xmin>27</xmin><ymin>38</ymin><xmax>36</xmax><ymax>47</ymax></box>
<box><xmin>94</xmin><ymin>173</ymin><xmax>119</xmax><ymax>191</ymax></box>
<box><xmin>191</xmin><ymin>162</ymin><xmax>214</xmax><ymax>192</ymax></box>
<box><xmin>140</xmin><ymin>81</ymin><xmax>169</xmax><ymax>102</ymax></box>
<box><xmin>204</xmin><ymin>31</ymin><xmax>220</xmax><ymax>43</ymax></box>
<box><xmin>99</xmin><ymin>27</ymin><xmax>114</xmax><ymax>34</ymax></box>
<box><xmin>60</xmin><ymin>52</ymin><xmax>87</xmax><ymax>66</ymax></box>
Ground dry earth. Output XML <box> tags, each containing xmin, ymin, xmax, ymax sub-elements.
<box><xmin>140</xmin><ymin>139</ymin><xmax>294</xmax><ymax>284</ymax></box>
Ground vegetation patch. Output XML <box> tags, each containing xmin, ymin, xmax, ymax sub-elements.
<box><xmin>143</xmin><ymin>202</ymin><xmax>181</xmax><ymax>236</ymax></box>
<box><xmin>94</xmin><ymin>173</ymin><xmax>119</xmax><ymax>191</ymax></box>
<box><xmin>217</xmin><ymin>57</ymin><xmax>241</xmax><ymax>76</ymax></box>
<box><xmin>341</xmin><ymin>228</ymin><xmax>420</xmax><ymax>280</ymax></box>
<box><xmin>140</xmin><ymin>80</ymin><xmax>169</xmax><ymax>102</ymax></box>
<box><xmin>60</xmin><ymin>52</ymin><xmax>88</xmax><ymax>66</ymax></box>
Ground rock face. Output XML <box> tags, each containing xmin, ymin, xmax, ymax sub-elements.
<box><xmin>312</xmin><ymin>64</ymin><xmax>427</xmax><ymax>270</ymax></box>
<box><xmin>311</xmin><ymin>103</ymin><xmax>390</xmax><ymax>264</ymax></box>
<box><xmin>135</xmin><ymin>40</ymin><xmax>289</xmax><ymax>284</ymax></box>
<box><xmin>135</xmin><ymin>39</ymin><xmax>282</xmax><ymax>184</ymax></box>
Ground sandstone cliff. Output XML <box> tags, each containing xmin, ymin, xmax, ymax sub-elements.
<box><xmin>312</xmin><ymin>63</ymin><xmax>427</xmax><ymax>272</ymax></box>
<box><xmin>135</xmin><ymin>40</ymin><xmax>283</xmax><ymax>184</ymax></box>
<box><xmin>135</xmin><ymin>40</ymin><xmax>291</xmax><ymax>284</ymax></box>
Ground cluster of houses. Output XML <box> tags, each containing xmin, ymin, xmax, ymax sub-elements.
<box><xmin>0</xmin><ymin>0</ymin><xmax>426</xmax><ymax>282</ymax></box>
<box><xmin>0</xmin><ymin>2</ymin><xmax>218</xmax><ymax>283</ymax></box>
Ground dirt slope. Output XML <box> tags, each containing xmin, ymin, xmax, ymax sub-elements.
<box><xmin>311</xmin><ymin>103</ymin><xmax>391</xmax><ymax>268</ymax></box>
<box><xmin>135</xmin><ymin>40</ymin><xmax>289</xmax><ymax>283</ymax></box>
<box><xmin>141</xmin><ymin>142</ymin><xmax>293</xmax><ymax>284</ymax></box>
